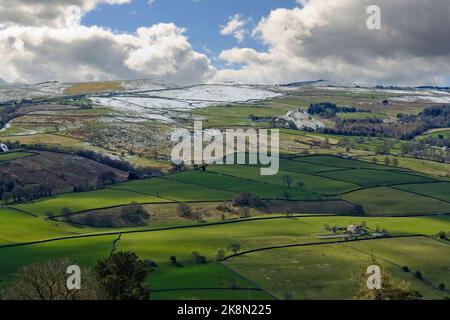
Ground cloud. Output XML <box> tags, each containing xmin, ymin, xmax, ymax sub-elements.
<box><xmin>220</xmin><ymin>14</ymin><xmax>249</xmax><ymax>43</ymax></box>
<box><xmin>215</xmin><ymin>0</ymin><xmax>450</xmax><ymax>85</ymax></box>
<box><xmin>0</xmin><ymin>1</ymin><xmax>215</xmax><ymax>84</ymax></box>
<box><xmin>0</xmin><ymin>0</ymin><xmax>131</xmax><ymax>28</ymax></box>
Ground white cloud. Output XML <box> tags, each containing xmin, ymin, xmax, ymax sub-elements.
<box><xmin>220</xmin><ymin>14</ymin><xmax>249</xmax><ymax>43</ymax></box>
<box><xmin>0</xmin><ymin>0</ymin><xmax>131</xmax><ymax>28</ymax></box>
<box><xmin>215</xmin><ymin>0</ymin><xmax>450</xmax><ymax>86</ymax></box>
<box><xmin>0</xmin><ymin>0</ymin><xmax>215</xmax><ymax>84</ymax></box>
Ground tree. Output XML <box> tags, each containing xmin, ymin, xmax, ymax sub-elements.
<box><xmin>97</xmin><ymin>171</ymin><xmax>117</xmax><ymax>186</ymax></box>
<box><xmin>384</xmin><ymin>157</ymin><xmax>391</xmax><ymax>166</ymax></box>
<box><xmin>169</xmin><ymin>256</ymin><xmax>179</xmax><ymax>267</ymax></box>
<box><xmin>177</xmin><ymin>203</ymin><xmax>192</xmax><ymax>218</ymax></box>
<box><xmin>228</xmin><ymin>243</ymin><xmax>241</xmax><ymax>255</ymax></box>
<box><xmin>282</xmin><ymin>175</ymin><xmax>293</xmax><ymax>188</ymax></box>
<box><xmin>120</xmin><ymin>202</ymin><xmax>150</xmax><ymax>225</ymax></box>
<box><xmin>192</xmin><ymin>251</ymin><xmax>207</xmax><ymax>264</ymax></box>
<box><xmin>216</xmin><ymin>249</ymin><xmax>226</xmax><ymax>261</ymax></box>
<box><xmin>438</xmin><ymin>231</ymin><xmax>448</xmax><ymax>240</ymax></box>
<box><xmin>60</xmin><ymin>207</ymin><xmax>72</xmax><ymax>222</ymax></box>
<box><xmin>282</xmin><ymin>191</ymin><xmax>291</xmax><ymax>200</ymax></box>
<box><xmin>354</xmin><ymin>258</ymin><xmax>422</xmax><ymax>300</ymax></box>
<box><xmin>372</xmin><ymin>157</ymin><xmax>378</xmax><ymax>164</ymax></box>
<box><xmin>415</xmin><ymin>271</ymin><xmax>423</xmax><ymax>280</ymax></box>
<box><xmin>232</xmin><ymin>192</ymin><xmax>252</xmax><ymax>207</ymax></box>
<box><xmin>45</xmin><ymin>211</ymin><xmax>55</xmax><ymax>219</ymax></box>
<box><xmin>95</xmin><ymin>251</ymin><xmax>150</xmax><ymax>300</ymax></box>
<box><xmin>2</xmin><ymin>259</ymin><xmax>97</xmax><ymax>300</ymax></box>
<box><xmin>351</xmin><ymin>204</ymin><xmax>365</xmax><ymax>216</ymax></box>
<box><xmin>2</xmin><ymin>192</ymin><xmax>9</xmax><ymax>205</ymax></box>
<box><xmin>296</xmin><ymin>181</ymin><xmax>305</xmax><ymax>191</ymax></box>
<box><xmin>392</xmin><ymin>158</ymin><xmax>399</xmax><ymax>167</ymax></box>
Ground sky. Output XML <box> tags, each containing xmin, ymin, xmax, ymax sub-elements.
<box><xmin>82</xmin><ymin>0</ymin><xmax>299</xmax><ymax>66</ymax></box>
<box><xmin>0</xmin><ymin>0</ymin><xmax>449</xmax><ymax>86</ymax></box>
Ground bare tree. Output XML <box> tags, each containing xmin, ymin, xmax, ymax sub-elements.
<box><xmin>2</xmin><ymin>259</ymin><xmax>98</xmax><ymax>300</ymax></box>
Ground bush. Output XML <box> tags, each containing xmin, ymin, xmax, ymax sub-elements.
<box><xmin>120</xmin><ymin>202</ymin><xmax>150</xmax><ymax>225</ymax></box>
<box><xmin>415</xmin><ymin>271</ymin><xmax>423</xmax><ymax>280</ymax></box>
<box><xmin>402</xmin><ymin>266</ymin><xmax>410</xmax><ymax>273</ymax></box>
<box><xmin>438</xmin><ymin>231</ymin><xmax>448</xmax><ymax>240</ymax></box>
<box><xmin>439</xmin><ymin>283</ymin><xmax>446</xmax><ymax>290</ymax></box>
<box><xmin>177</xmin><ymin>203</ymin><xmax>192</xmax><ymax>217</ymax></box>
<box><xmin>233</xmin><ymin>192</ymin><xmax>252</xmax><ymax>207</ymax></box>
<box><xmin>351</xmin><ymin>204</ymin><xmax>365</xmax><ymax>215</ymax></box>
<box><xmin>192</xmin><ymin>251</ymin><xmax>207</xmax><ymax>264</ymax></box>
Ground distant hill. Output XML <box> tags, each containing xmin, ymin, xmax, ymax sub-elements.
<box><xmin>0</xmin><ymin>78</ymin><xmax>8</xmax><ymax>86</ymax></box>
<box><xmin>280</xmin><ymin>80</ymin><xmax>329</xmax><ymax>87</ymax></box>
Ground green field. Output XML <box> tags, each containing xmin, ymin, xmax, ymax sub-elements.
<box><xmin>3</xmin><ymin>152</ymin><xmax>450</xmax><ymax>300</ymax></box>
<box><xmin>0</xmin><ymin>215</ymin><xmax>448</xmax><ymax>299</ymax></box>
<box><xmin>165</xmin><ymin>171</ymin><xmax>318</xmax><ymax>200</ymax></box>
<box><xmin>208</xmin><ymin>164</ymin><xmax>359</xmax><ymax>196</ymax></box>
<box><xmin>110</xmin><ymin>177</ymin><xmax>235</xmax><ymax>201</ymax></box>
<box><xmin>292</xmin><ymin>156</ymin><xmax>393</xmax><ymax>170</ymax></box>
<box><xmin>0</xmin><ymin>151</ymin><xmax>35</xmax><ymax>162</ymax></box>
<box><xmin>319</xmin><ymin>169</ymin><xmax>434</xmax><ymax>187</ymax></box>
<box><xmin>395</xmin><ymin>182</ymin><xmax>450</xmax><ymax>202</ymax></box>
<box><xmin>12</xmin><ymin>188</ymin><xmax>167</xmax><ymax>216</ymax></box>
<box><xmin>225</xmin><ymin>237</ymin><xmax>450</xmax><ymax>300</ymax></box>
<box><xmin>0</xmin><ymin>208</ymin><xmax>100</xmax><ymax>244</ymax></box>
<box><xmin>342</xmin><ymin>187</ymin><xmax>450</xmax><ymax>215</ymax></box>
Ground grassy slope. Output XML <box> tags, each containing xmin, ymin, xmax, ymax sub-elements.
<box><xmin>319</xmin><ymin>169</ymin><xmax>434</xmax><ymax>187</ymax></box>
<box><xmin>0</xmin><ymin>215</ymin><xmax>448</xmax><ymax>285</ymax></box>
<box><xmin>342</xmin><ymin>187</ymin><xmax>450</xmax><ymax>215</ymax></box>
<box><xmin>13</xmin><ymin>188</ymin><xmax>166</xmax><ymax>216</ymax></box>
<box><xmin>0</xmin><ymin>208</ymin><xmax>101</xmax><ymax>244</ymax></box>
<box><xmin>224</xmin><ymin>237</ymin><xmax>450</xmax><ymax>300</ymax></box>
<box><xmin>395</xmin><ymin>182</ymin><xmax>450</xmax><ymax>202</ymax></box>
<box><xmin>209</xmin><ymin>164</ymin><xmax>359</xmax><ymax>196</ymax></box>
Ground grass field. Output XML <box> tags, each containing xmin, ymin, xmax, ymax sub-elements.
<box><xmin>359</xmin><ymin>155</ymin><xmax>450</xmax><ymax>178</ymax></box>
<box><xmin>110</xmin><ymin>177</ymin><xmax>234</xmax><ymax>201</ymax></box>
<box><xmin>208</xmin><ymin>164</ymin><xmax>359</xmax><ymax>196</ymax></box>
<box><xmin>12</xmin><ymin>188</ymin><xmax>167</xmax><ymax>216</ymax></box>
<box><xmin>319</xmin><ymin>168</ymin><xmax>434</xmax><ymax>187</ymax></box>
<box><xmin>342</xmin><ymin>187</ymin><xmax>450</xmax><ymax>215</ymax></box>
<box><xmin>165</xmin><ymin>171</ymin><xmax>318</xmax><ymax>200</ymax></box>
<box><xmin>395</xmin><ymin>182</ymin><xmax>450</xmax><ymax>202</ymax></box>
<box><xmin>0</xmin><ymin>208</ymin><xmax>100</xmax><ymax>244</ymax></box>
<box><xmin>0</xmin><ymin>151</ymin><xmax>35</xmax><ymax>162</ymax></box>
<box><xmin>224</xmin><ymin>237</ymin><xmax>450</xmax><ymax>300</ymax></box>
<box><xmin>2</xmin><ymin>151</ymin><xmax>450</xmax><ymax>300</ymax></box>
<box><xmin>0</xmin><ymin>215</ymin><xmax>448</xmax><ymax>298</ymax></box>
<box><xmin>292</xmin><ymin>155</ymin><xmax>403</xmax><ymax>170</ymax></box>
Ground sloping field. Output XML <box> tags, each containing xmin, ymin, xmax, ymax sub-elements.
<box><xmin>110</xmin><ymin>177</ymin><xmax>234</xmax><ymax>202</ymax></box>
<box><xmin>319</xmin><ymin>169</ymin><xmax>434</xmax><ymax>187</ymax></box>
<box><xmin>65</xmin><ymin>81</ymin><xmax>124</xmax><ymax>95</ymax></box>
<box><xmin>165</xmin><ymin>171</ymin><xmax>319</xmax><ymax>200</ymax></box>
<box><xmin>208</xmin><ymin>164</ymin><xmax>359</xmax><ymax>196</ymax></box>
<box><xmin>292</xmin><ymin>155</ymin><xmax>394</xmax><ymax>170</ymax></box>
<box><xmin>12</xmin><ymin>188</ymin><xmax>166</xmax><ymax>216</ymax></box>
<box><xmin>0</xmin><ymin>150</ymin><xmax>129</xmax><ymax>194</ymax></box>
<box><xmin>0</xmin><ymin>208</ymin><xmax>100</xmax><ymax>244</ymax></box>
<box><xmin>224</xmin><ymin>237</ymin><xmax>450</xmax><ymax>300</ymax></box>
<box><xmin>0</xmin><ymin>151</ymin><xmax>36</xmax><ymax>162</ymax></box>
<box><xmin>0</xmin><ymin>215</ymin><xmax>448</xmax><ymax>298</ymax></box>
<box><xmin>341</xmin><ymin>187</ymin><xmax>450</xmax><ymax>215</ymax></box>
<box><xmin>278</xmin><ymin>158</ymin><xmax>337</xmax><ymax>173</ymax></box>
<box><xmin>395</xmin><ymin>182</ymin><xmax>450</xmax><ymax>202</ymax></box>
